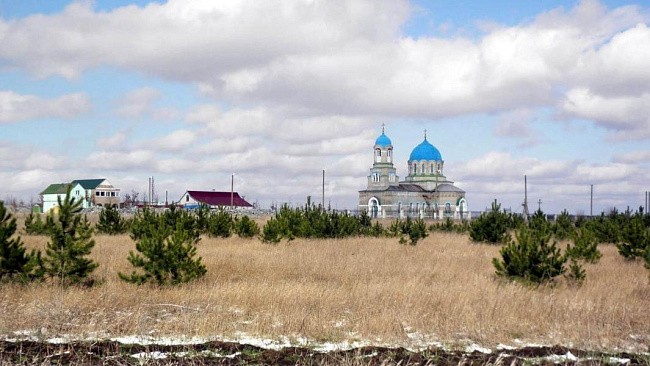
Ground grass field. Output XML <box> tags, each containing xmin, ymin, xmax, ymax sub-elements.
<box><xmin>1</xmin><ymin>227</ymin><xmax>648</xmax><ymax>353</ymax></box>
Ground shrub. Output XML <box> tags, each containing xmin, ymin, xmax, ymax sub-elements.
<box><xmin>492</xmin><ymin>226</ymin><xmax>566</xmax><ymax>284</ymax></box>
<box><xmin>387</xmin><ymin>217</ymin><xmax>428</xmax><ymax>245</ymax></box>
<box><xmin>553</xmin><ymin>209</ymin><xmax>574</xmax><ymax>240</ymax></box>
<box><xmin>207</xmin><ymin>209</ymin><xmax>234</xmax><ymax>238</ymax></box>
<box><xmin>130</xmin><ymin>206</ymin><xmax>199</xmax><ymax>241</ymax></box>
<box><xmin>24</xmin><ymin>212</ymin><xmax>49</xmax><ymax>235</ymax></box>
<box><xmin>616</xmin><ymin>216</ymin><xmax>650</xmax><ymax>260</ymax></box>
<box><xmin>566</xmin><ymin>227</ymin><xmax>602</xmax><ymax>264</ymax></box>
<box><xmin>470</xmin><ymin>200</ymin><xmax>511</xmax><ymax>244</ymax></box>
<box><xmin>119</xmin><ymin>228</ymin><xmax>206</xmax><ymax>285</ymax></box>
<box><xmin>261</xmin><ymin>216</ymin><xmax>284</xmax><ymax>244</ymax></box>
<box><xmin>565</xmin><ymin>258</ymin><xmax>586</xmax><ymax>285</ymax></box>
<box><xmin>259</xmin><ymin>202</ymin><xmax>370</xmax><ymax>242</ymax></box>
<box><xmin>0</xmin><ymin>201</ymin><xmax>44</xmax><ymax>282</ymax></box>
<box><xmin>234</xmin><ymin>215</ymin><xmax>260</xmax><ymax>238</ymax></box>
<box><xmin>96</xmin><ymin>206</ymin><xmax>128</xmax><ymax>235</ymax></box>
<box><xmin>42</xmin><ymin>187</ymin><xmax>98</xmax><ymax>286</ymax></box>
<box><xmin>367</xmin><ymin>221</ymin><xmax>385</xmax><ymax>237</ymax></box>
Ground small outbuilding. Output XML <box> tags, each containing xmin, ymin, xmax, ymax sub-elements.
<box><xmin>178</xmin><ymin>190</ymin><xmax>253</xmax><ymax>209</ymax></box>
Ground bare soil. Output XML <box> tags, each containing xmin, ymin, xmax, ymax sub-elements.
<box><xmin>1</xmin><ymin>340</ymin><xmax>648</xmax><ymax>365</ymax></box>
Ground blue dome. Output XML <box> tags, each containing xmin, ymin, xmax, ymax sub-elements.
<box><xmin>375</xmin><ymin>133</ymin><xmax>392</xmax><ymax>147</ymax></box>
<box><xmin>409</xmin><ymin>138</ymin><xmax>442</xmax><ymax>161</ymax></box>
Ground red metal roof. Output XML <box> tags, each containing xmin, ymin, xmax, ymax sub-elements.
<box><xmin>186</xmin><ymin>190</ymin><xmax>253</xmax><ymax>207</ymax></box>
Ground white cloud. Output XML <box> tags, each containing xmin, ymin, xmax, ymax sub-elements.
<box><xmin>143</xmin><ymin>129</ymin><xmax>197</xmax><ymax>152</ymax></box>
<box><xmin>0</xmin><ymin>91</ymin><xmax>90</xmax><ymax>123</ymax></box>
<box><xmin>560</xmin><ymin>88</ymin><xmax>650</xmax><ymax>139</ymax></box>
<box><xmin>84</xmin><ymin>149</ymin><xmax>155</xmax><ymax>170</ymax></box>
<box><xmin>97</xmin><ymin>131</ymin><xmax>127</xmax><ymax>149</ymax></box>
<box><xmin>613</xmin><ymin>150</ymin><xmax>650</xmax><ymax>164</ymax></box>
<box><xmin>1</xmin><ymin>0</ymin><xmax>647</xmax><ymax>121</ymax></box>
<box><xmin>1</xmin><ymin>0</ymin><xmax>650</xmax><ymax>213</ymax></box>
<box><xmin>115</xmin><ymin>87</ymin><xmax>162</xmax><ymax>118</ymax></box>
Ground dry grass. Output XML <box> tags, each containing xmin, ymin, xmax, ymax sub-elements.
<box><xmin>1</xmin><ymin>227</ymin><xmax>648</xmax><ymax>352</ymax></box>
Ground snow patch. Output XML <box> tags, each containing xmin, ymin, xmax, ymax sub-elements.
<box><xmin>465</xmin><ymin>343</ymin><xmax>492</xmax><ymax>354</ymax></box>
<box><xmin>131</xmin><ymin>351</ymin><xmax>168</xmax><ymax>360</ymax></box>
<box><xmin>607</xmin><ymin>357</ymin><xmax>631</xmax><ymax>364</ymax></box>
<box><xmin>544</xmin><ymin>351</ymin><xmax>578</xmax><ymax>363</ymax></box>
<box><xmin>111</xmin><ymin>335</ymin><xmax>209</xmax><ymax>346</ymax></box>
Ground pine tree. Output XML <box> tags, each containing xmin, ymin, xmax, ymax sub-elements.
<box><xmin>566</xmin><ymin>227</ymin><xmax>602</xmax><ymax>264</ymax></box>
<box><xmin>234</xmin><ymin>215</ymin><xmax>260</xmax><ymax>238</ymax></box>
<box><xmin>96</xmin><ymin>205</ymin><xmax>128</xmax><ymax>235</ymax></box>
<box><xmin>24</xmin><ymin>212</ymin><xmax>49</xmax><ymax>235</ymax></box>
<box><xmin>616</xmin><ymin>216</ymin><xmax>650</xmax><ymax>260</ymax></box>
<box><xmin>43</xmin><ymin>186</ymin><xmax>98</xmax><ymax>286</ymax></box>
<box><xmin>470</xmin><ymin>200</ymin><xmax>511</xmax><ymax>244</ymax></box>
<box><xmin>207</xmin><ymin>209</ymin><xmax>234</xmax><ymax>238</ymax></box>
<box><xmin>492</xmin><ymin>226</ymin><xmax>567</xmax><ymax>284</ymax></box>
<box><xmin>0</xmin><ymin>201</ymin><xmax>44</xmax><ymax>282</ymax></box>
<box><xmin>119</xmin><ymin>227</ymin><xmax>206</xmax><ymax>285</ymax></box>
<box><xmin>553</xmin><ymin>209</ymin><xmax>574</xmax><ymax>240</ymax></box>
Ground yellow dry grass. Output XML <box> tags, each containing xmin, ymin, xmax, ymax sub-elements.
<box><xmin>1</xmin><ymin>229</ymin><xmax>648</xmax><ymax>352</ymax></box>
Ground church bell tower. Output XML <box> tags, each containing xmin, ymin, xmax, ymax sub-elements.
<box><xmin>367</xmin><ymin>125</ymin><xmax>399</xmax><ymax>189</ymax></box>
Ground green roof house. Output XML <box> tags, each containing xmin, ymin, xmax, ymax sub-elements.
<box><xmin>40</xmin><ymin>182</ymin><xmax>85</xmax><ymax>213</ymax></box>
<box><xmin>40</xmin><ymin>178</ymin><xmax>121</xmax><ymax>212</ymax></box>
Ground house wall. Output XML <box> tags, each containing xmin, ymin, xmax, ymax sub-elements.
<box><xmin>359</xmin><ymin>189</ymin><xmax>468</xmax><ymax>219</ymax></box>
<box><xmin>42</xmin><ymin>184</ymin><xmax>86</xmax><ymax>212</ymax></box>
<box><xmin>89</xmin><ymin>180</ymin><xmax>121</xmax><ymax>207</ymax></box>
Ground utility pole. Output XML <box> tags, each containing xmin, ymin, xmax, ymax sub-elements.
<box><xmin>590</xmin><ymin>184</ymin><xmax>593</xmax><ymax>217</ymax></box>
<box><xmin>537</xmin><ymin>199</ymin><xmax>542</xmax><ymax>211</ymax></box>
<box><xmin>322</xmin><ymin>169</ymin><xmax>325</xmax><ymax>209</ymax></box>
<box><xmin>230</xmin><ymin>173</ymin><xmax>234</xmax><ymax>209</ymax></box>
<box><xmin>522</xmin><ymin>175</ymin><xmax>529</xmax><ymax>221</ymax></box>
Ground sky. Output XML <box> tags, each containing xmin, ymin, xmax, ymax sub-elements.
<box><xmin>0</xmin><ymin>0</ymin><xmax>649</xmax><ymax>215</ymax></box>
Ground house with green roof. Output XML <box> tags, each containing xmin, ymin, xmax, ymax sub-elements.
<box><xmin>40</xmin><ymin>182</ymin><xmax>86</xmax><ymax>213</ymax></box>
<box><xmin>40</xmin><ymin>178</ymin><xmax>121</xmax><ymax>212</ymax></box>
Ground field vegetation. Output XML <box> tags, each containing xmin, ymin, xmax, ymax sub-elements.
<box><xmin>1</xmin><ymin>210</ymin><xmax>648</xmax><ymax>353</ymax></box>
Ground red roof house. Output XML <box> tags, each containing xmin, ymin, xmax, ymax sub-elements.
<box><xmin>178</xmin><ymin>190</ymin><xmax>253</xmax><ymax>208</ymax></box>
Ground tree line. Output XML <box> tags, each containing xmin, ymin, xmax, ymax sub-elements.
<box><xmin>2</xmin><ymin>189</ymin><xmax>649</xmax><ymax>287</ymax></box>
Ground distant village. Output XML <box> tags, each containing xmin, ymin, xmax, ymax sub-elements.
<box><xmin>29</xmin><ymin>178</ymin><xmax>253</xmax><ymax>214</ymax></box>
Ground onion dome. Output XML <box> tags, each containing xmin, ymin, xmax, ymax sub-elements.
<box><xmin>375</xmin><ymin>132</ymin><xmax>392</xmax><ymax>147</ymax></box>
<box><xmin>409</xmin><ymin>137</ymin><xmax>442</xmax><ymax>161</ymax></box>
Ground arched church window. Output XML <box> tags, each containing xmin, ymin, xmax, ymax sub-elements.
<box><xmin>421</xmin><ymin>164</ymin><xmax>425</xmax><ymax>174</ymax></box>
<box><xmin>412</xmin><ymin>163</ymin><xmax>417</xmax><ymax>174</ymax></box>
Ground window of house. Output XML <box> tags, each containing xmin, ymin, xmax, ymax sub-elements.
<box><xmin>95</xmin><ymin>191</ymin><xmax>100</xmax><ymax>196</ymax></box>
<box><xmin>100</xmin><ymin>191</ymin><xmax>105</xmax><ymax>197</ymax></box>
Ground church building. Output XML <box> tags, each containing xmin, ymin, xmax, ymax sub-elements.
<box><xmin>358</xmin><ymin>127</ymin><xmax>469</xmax><ymax>219</ymax></box>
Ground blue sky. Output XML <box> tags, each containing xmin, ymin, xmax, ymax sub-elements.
<box><xmin>1</xmin><ymin>0</ymin><xmax>649</xmax><ymax>214</ymax></box>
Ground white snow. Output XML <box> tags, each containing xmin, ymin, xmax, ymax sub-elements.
<box><xmin>607</xmin><ymin>357</ymin><xmax>631</xmax><ymax>364</ymax></box>
<box><xmin>111</xmin><ymin>335</ymin><xmax>209</xmax><ymax>345</ymax></box>
<box><xmin>543</xmin><ymin>351</ymin><xmax>578</xmax><ymax>363</ymax></box>
<box><xmin>131</xmin><ymin>351</ymin><xmax>168</xmax><ymax>360</ymax></box>
<box><xmin>465</xmin><ymin>343</ymin><xmax>492</xmax><ymax>354</ymax></box>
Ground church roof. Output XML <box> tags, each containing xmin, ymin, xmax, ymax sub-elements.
<box><xmin>374</xmin><ymin>132</ymin><xmax>392</xmax><ymax>147</ymax></box>
<box><xmin>409</xmin><ymin>138</ymin><xmax>442</xmax><ymax>161</ymax></box>
<box><xmin>434</xmin><ymin>183</ymin><xmax>465</xmax><ymax>193</ymax></box>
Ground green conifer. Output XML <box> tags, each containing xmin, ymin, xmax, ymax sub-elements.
<box><xmin>492</xmin><ymin>226</ymin><xmax>566</xmax><ymax>284</ymax></box>
<box><xmin>119</xmin><ymin>227</ymin><xmax>206</xmax><ymax>285</ymax></box>
<box><xmin>96</xmin><ymin>205</ymin><xmax>128</xmax><ymax>235</ymax></box>
<box><xmin>42</xmin><ymin>187</ymin><xmax>98</xmax><ymax>286</ymax></box>
<box><xmin>0</xmin><ymin>201</ymin><xmax>44</xmax><ymax>282</ymax></box>
<box><xmin>470</xmin><ymin>200</ymin><xmax>511</xmax><ymax>244</ymax></box>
